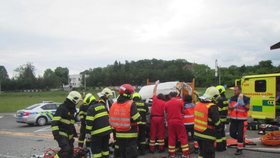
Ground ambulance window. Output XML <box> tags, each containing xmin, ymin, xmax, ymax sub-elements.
<box><xmin>255</xmin><ymin>80</ymin><xmax>266</xmax><ymax>92</ymax></box>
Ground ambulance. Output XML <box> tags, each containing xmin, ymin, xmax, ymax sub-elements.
<box><xmin>236</xmin><ymin>73</ymin><xmax>280</xmax><ymax>121</ymax></box>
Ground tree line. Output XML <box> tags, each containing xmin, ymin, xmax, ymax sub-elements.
<box><xmin>0</xmin><ymin>63</ymin><xmax>69</xmax><ymax>91</ymax></box>
<box><xmin>0</xmin><ymin>59</ymin><xmax>279</xmax><ymax>91</ymax></box>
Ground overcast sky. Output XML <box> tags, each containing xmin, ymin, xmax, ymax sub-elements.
<box><xmin>0</xmin><ymin>0</ymin><xmax>279</xmax><ymax>77</ymax></box>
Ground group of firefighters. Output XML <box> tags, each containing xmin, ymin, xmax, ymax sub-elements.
<box><xmin>51</xmin><ymin>81</ymin><xmax>250</xmax><ymax>158</ymax></box>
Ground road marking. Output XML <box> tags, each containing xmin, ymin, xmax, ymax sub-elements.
<box><xmin>34</xmin><ymin>126</ymin><xmax>51</xmax><ymax>133</ymax></box>
<box><xmin>0</xmin><ymin>116</ymin><xmax>3</xmax><ymax>119</ymax></box>
<box><xmin>0</xmin><ymin>154</ymin><xmax>20</xmax><ymax>158</ymax></box>
<box><xmin>0</xmin><ymin>130</ymin><xmax>52</xmax><ymax>139</ymax></box>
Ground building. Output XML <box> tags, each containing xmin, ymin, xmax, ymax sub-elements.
<box><xmin>69</xmin><ymin>74</ymin><xmax>82</xmax><ymax>88</ymax></box>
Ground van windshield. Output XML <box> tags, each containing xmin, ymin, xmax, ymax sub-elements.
<box><xmin>25</xmin><ymin>104</ymin><xmax>41</xmax><ymax>110</ymax></box>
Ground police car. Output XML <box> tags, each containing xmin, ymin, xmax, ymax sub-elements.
<box><xmin>16</xmin><ymin>101</ymin><xmax>80</xmax><ymax>126</ymax></box>
<box><xmin>16</xmin><ymin>101</ymin><xmax>61</xmax><ymax>126</ymax></box>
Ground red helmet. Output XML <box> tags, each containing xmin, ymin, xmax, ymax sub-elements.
<box><xmin>119</xmin><ymin>84</ymin><xmax>134</xmax><ymax>96</ymax></box>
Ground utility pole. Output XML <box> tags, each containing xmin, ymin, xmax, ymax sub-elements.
<box><xmin>215</xmin><ymin>59</ymin><xmax>221</xmax><ymax>85</ymax></box>
<box><xmin>84</xmin><ymin>74</ymin><xmax>89</xmax><ymax>91</ymax></box>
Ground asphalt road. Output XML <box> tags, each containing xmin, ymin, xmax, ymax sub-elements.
<box><xmin>0</xmin><ymin>113</ymin><xmax>279</xmax><ymax>158</ymax></box>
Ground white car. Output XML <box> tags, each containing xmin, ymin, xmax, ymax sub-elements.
<box><xmin>16</xmin><ymin>101</ymin><xmax>79</xmax><ymax>126</ymax></box>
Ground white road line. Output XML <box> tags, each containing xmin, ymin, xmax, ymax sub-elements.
<box><xmin>0</xmin><ymin>116</ymin><xmax>3</xmax><ymax>119</ymax></box>
<box><xmin>33</xmin><ymin>126</ymin><xmax>51</xmax><ymax>133</ymax></box>
<box><xmin>0</xmin><ymin>154</ymin><xmax>20</xmax><ymax>158</ymax></box>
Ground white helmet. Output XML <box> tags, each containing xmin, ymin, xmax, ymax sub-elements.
<box><xmin>200</xmin><ymin>86</ymin><xmax>220</xmax><ymax>102</ymax></box>
<box><xmin>98</xmin><ymin>88</ymin><xmax>113</xmax><ymax>98</ymax></box>
<box><xmin>67</xmin><ymin>91</ymin><xmax>82</xmax><ymax>104</ymax></box>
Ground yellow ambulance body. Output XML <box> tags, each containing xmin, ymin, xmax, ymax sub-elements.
<box><xmin>236</xmin><ymin>73</ymin><xmax>280</xmax><ymax>120</ymax></box>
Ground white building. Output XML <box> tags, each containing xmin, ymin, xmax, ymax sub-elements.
<box><xmin>69</xmin><ymin>74</ymin><xmax>82</xmax><ymax>88</ymax></box>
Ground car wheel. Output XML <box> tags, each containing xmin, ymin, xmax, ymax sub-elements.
<box><xmin>37</xmin><ymin>116</ymin><xmax>47</xmax><ymax>126</ymax></box>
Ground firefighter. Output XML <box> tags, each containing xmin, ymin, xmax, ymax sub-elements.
<box><xmin>51</xmin><ymin>91</ymin><xmax>82</xmax><ymax>158</ymax></box>
<box><xmin>97</xmin><ymin>88</ymin><xmax>114</xmax><ymax>111</ymax></box>
<box><xmin>78</xmin><ymin>93</ymin><xmax>96</xmax><ymax>148</ymax></box>
<box><xmin>149</xmin><ymin>80</ymin><xmax>166</xmax><ymax>153</ymax></box>
<box><xmin>109</xmin><ymin>84</ymin><xmax>141</xmax><ymax>158</ymax></box>
<box><xmin>194</xmin><ymin>87</ymin><xmax>222</xmax><ymax>158</ymax></box>
<box><xmin>215</xmin><ymin>85</ymin><xmax>228</xmax><ymax>151</ymax></box>
<box><xmin>132</xmin><ymin>92</ymin><xmax>149</xmax><ymax>155</ymax></box>
<box><xmin>229</xmin><ymin>86</ymin><xmax>250</xmax><ymax>155</ymax></box>
<box><xmin>165</xmin><ymin>91</ymin><xmax>190</xmax><ymax>158</ymax></box>
<box><xmin>85</xmin><ymin>89</ymin><xmax>113</xmax><ymax>158</ymax></box>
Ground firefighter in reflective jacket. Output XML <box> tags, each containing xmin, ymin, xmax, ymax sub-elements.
<box><xmin>78</xmin><ymin>93</ymin><xmax>96</xmax><ymax>148</ymax></box>
<box><xmin>51</xmin><ymin>91</ymin><xmax>82</xmax><ymax>158</ymax></box>
<box><xmin>86</xmin><ymin>89</ymin><xmax>113</xmax><ymax>158</ymax></box>
<box><xmin>215</xmin><ymin>85</ymin><xmax>228</xmax><ymax>151</ymax></box>
<box><xmin>229</xmin><ymin>86</ymin><xmax>250</xmax><ymax>155</ymax></box>
<box><xmin>109</xmin><ymin>84</ymin><xmax>141</xmax><ymax>158</ymax></box>
<box><xmin>132</xmin><ymin>92</ymin><xmax>149</xmax><ymax>155</ymax></box>
<box><xmin>194</xmin><ymin>87</ymin><xmax>221</xmax><ymax>158</ymax></box>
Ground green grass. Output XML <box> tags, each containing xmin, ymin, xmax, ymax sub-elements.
<box><xmin>0</xmin><ymin>91</ymin><xmax>69</xmax><ymax>113</ymax></box>
<box><xmin>0</xmin><ymin>87</ymin><xmax>235</xmax><ymax>113</ymax></box>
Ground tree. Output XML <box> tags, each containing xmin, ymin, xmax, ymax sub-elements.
<box><xmin>43</xmin><ymin>69</ymin><xmax>60</xmax><ymax>89</ymax></box>
<box><xmin>0</xmin><ymin>65</ymin><xmax>9</xmax><ymax>81</ymax></box>
<box><xmin>15</xmin><ymin>62</ymin><xmax>36</xmax><ymax>89</ymax></box>
<box><xmin>55</xmin><ymin>67</ymin><xmax>69</xmax><ymax>86</ymax></box>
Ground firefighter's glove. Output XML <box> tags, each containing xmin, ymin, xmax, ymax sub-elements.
<box><xmin>109</xmin><ymin>133</ymin><xmax>115</xmax><ymax>144</ymax></box>
<box><xmin>85</xmin><ymin>133</ymin><xmax>91</xmax><ymax>141</ymax></box>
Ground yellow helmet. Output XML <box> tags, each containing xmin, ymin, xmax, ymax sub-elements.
<box><xmin>67</xmin><ymin>91</ymin><xmax>82</xmax><ymax>104</ymax></box>
<box><xmin>216</xmin><ymin>85</ymin><xmax>226</xmax><ymax>94</ymax></box>
<box><xmin>132</xmin><ymin>92</ymin><xmax>141</xmax><ymax>100</ymax></box>
<box><xmin>98</xmin><ymin>88</ymin><xmax>113</xmax><ymax>98</ymax></box>
<box><xmin>83</xmin><ymin>93</ymin><xmax>96</xmax><ymax>105</ymax></box>
<box><xmin>202</xmin><ymin>86</ymin><xmax>220</xmax><ymax>101</ymax></box>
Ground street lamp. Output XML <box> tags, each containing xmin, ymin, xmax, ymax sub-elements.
<box><xmin>84</xmin><ymin>74</ymin><xmax>89</xmax><ymax>91</ymax></box>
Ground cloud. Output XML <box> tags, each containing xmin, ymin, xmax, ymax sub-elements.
<box><xmin>0</xmin><ymin>0</ymin><xmax>280</xmax><ymax>77</ymax></box>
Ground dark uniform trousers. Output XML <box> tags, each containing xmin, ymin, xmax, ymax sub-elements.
<box><xmin>197</xmin><ymin>139</ymin><xmax>215</xmax><ymax>158</ymax></box>
<box><xmin>91</xmin><ymin>134</ymin><xmax>110</xmax><ymax>158</ymax></box>
<box><xmin>56</xmin><ymin>137</ymin><xmax>74</xmax><ymax>158</ymax></box>
<box><xmin>138</xmin><ymin>124</ymin><xmax>146</xmax><ymax>151</ymax></box>
<box><xmin>230</xmin><ymin>119</ymin><xmax>246</xmax><ymax>149</ymax></box>
<box><xmin>79</xmin><ymin>123</ymin><xmax>90</xmax><ymax>147</ymax></box>
<box><xmin>216</xmin><ymin>123</ymin><xmax>226</xmax><ymax>151</ymax></box>
<box><xmin>116</xmin><ymin>138</ymin><xmax>138</xmax><ymax>158</ymax></box>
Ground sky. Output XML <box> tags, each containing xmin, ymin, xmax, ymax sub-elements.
<box><xmin>0</xmin><ymin>0</ymin><xmax>280</xmax><ymax>77</ymax></box>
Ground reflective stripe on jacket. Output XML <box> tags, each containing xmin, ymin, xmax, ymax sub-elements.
<box><xmin>109</xmin><ymin>100</ymin><xmax>133</xmax><ymax>132</ymax></box>
<box><xmin>183</xmin><ymin>107</ymin><xmax>194</xmax><ymax>125</ymax></box>
<box><xmin>229</xmin><ymin>101</ymin><xmax>248</xmax><ymax>120</ymax></box>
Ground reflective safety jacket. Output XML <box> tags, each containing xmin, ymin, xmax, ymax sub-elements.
<box><xmin>51</xmin><ymin>99</ymin><xmax>77</xmax><ymax>140</ymax></box>
<box><xmin>134</xmin><ymin>100</ymin><xmax>149</xmax><ymax>125</ymax></box>
<box><xmin>229</xmin><ymin>95</ymin><xmax>250</xmax><ymax>120</ymax></box>
<box><xmin>86</xmin><ymin>100</ymin><xmax>112</xmax><ymax>136</ymax></box>
<box><xmin>109</xmin><ymin>97</ymin><xmax>141</xmax><ymax>139</ymax></box>
<box><xmin>183</xmin><ymin>103</ymin><xmax>195</xmax><ymax>125</ymax></box>
<box><xmin>79</xmin><ymin>104</ymin><xmax>90</xmax><ymax>125</ymax></box>
<box><xmin>216</xmin><ymin>95</ymin><xmax>229</xmax><ymax>123</ymax></box>
<box><xmin>194</xmin><ymin>102</ymin><xmax>221</xmax><ymax>141</ymax></box>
